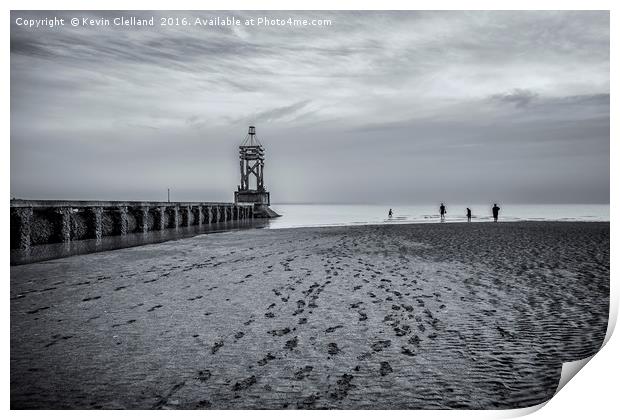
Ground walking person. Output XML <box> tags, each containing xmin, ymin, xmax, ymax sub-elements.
<box><xmin>466</xmin><ymin>207</ymin><xmax>472</xmax><ymax>222</ymax></box>
<box><xmin>439</xmin><ymin>203</ymin><xmax>447</xmax><ymax>221</ymax></box>
<box><xmin>388</xmin><ymin>208</ymin><xmax>393</xmax><ymax>218</ymax></box>
<box><xmin>492</xmin><ymin>203</ymin><xmax>500</xmax><ymax>222</ymax></box>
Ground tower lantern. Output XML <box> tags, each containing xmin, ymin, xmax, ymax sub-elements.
<box><xmin>234</xmin><ymin>126</ymin><xmax>278</xmax><ymax>217</ymax></box>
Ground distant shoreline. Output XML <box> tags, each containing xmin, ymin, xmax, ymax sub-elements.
<box><xmin>262</xmin><ymin>219</ymin><xmax>611</xmax><ymax>234</ymax></box>
<box><xmin>264</xmin><ymin>219</ymin><xmax>611</xmax><ymax>229</ymax></box>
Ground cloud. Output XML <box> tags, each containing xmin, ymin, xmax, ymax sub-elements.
<box><xmin>10</xmin><ymin>11</ymin><xmax>609</xmax><ymax>204</ymax></box>
<box><xmin>245</xmin><ymin>100</ymin><xmax>312</xmax><ymax>124</ymax></box>
<box><xmin>490</xmin><ymin>89</ymin><xmax>539</xmax><ymax>108</ymax></box>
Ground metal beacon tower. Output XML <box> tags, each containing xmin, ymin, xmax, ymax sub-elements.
<box><xmin>234</xmin><ymin>126</ymin><xmax>280</xmax><ymax>218</ymax></box>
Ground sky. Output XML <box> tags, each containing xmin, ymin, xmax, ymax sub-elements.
<box><xmin>11</xmin><ymin>11</ymin><xmax>610</xmax><ymax>204</ymax></box>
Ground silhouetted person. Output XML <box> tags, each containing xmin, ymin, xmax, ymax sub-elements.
<box><xmin>466</xmin><ymin>207</ymin><xmax>471</xmax><ymax>222</ymax></box>
<box><xmin>439</xmin><ymin>203</ymin><xmax>447</xmax><ymax>221</ymax></box>
<box><xmin>388</xmin><ymin>208</ymin><xmax>393</xmax><ymax>218</ymax></box>
<box><xmin>492</xmin><ymin>203</ymin><xmax>500</xmax><ymax>222</ymax></box>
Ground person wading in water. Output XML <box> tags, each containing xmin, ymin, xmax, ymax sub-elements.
<box><xmin>492</xmin><ymin>203</ymin><xmax>501</xmax><ymax>222</ymax></box>
<box><xmin>466</xmin><ymin>207</ymin><xmax>472</xmax><ymax>222</ymax></box>
<box><xmin>439</xmin><ymin>203</ymin><xmax>447</xmax><ymax>221</ymax></box>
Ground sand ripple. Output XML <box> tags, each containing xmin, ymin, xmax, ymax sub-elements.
<box><xmin>10</xmin><ymin>222</ymin><xmax>609</xmax><ymax>409</ymax></box>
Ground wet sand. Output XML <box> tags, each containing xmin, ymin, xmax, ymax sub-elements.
<box><xmin>10</xmin><ymin>222</ymin><xmax>609</xmax><ymax>409</ymax></box>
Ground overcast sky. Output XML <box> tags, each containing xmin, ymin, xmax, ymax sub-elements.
<box><xmin>11</xmin><ymin>11</ymin><xmax>609</xmax><ymax>204</ymax></box>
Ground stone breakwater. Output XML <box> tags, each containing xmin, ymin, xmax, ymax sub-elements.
<box><xmin>10</xmin><ymin>222</ymin><xmax>609</xmax><ymax>409</ymax></box>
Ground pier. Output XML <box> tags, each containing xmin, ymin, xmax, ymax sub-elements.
<box><xmin>10</xmin><ymin>200</ymin><xmax>254</xmax><ymax>252</ymax></box>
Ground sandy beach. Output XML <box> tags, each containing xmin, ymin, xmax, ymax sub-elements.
<box><xmin>10</xmin><ymin>222</ymin><xmax>609</xmax><ymax>409</ymax></box>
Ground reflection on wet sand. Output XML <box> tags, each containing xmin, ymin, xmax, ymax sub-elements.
<box><xmin>11</xmin><ymin>219</ymin><xmax>269</xmax><ymax>265</ymax></box>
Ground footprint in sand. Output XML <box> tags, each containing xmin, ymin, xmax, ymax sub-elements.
<box><xmin>329</xmin><ymin>374</ymin><xmax>355</xmax><ymax>400</ymax></box>
<box><xmin>327</xmin><ymin>343</ymin><xmax>342</xmax><ymax>355</ymax></box>
<box><xmin>379</xmin><ymin>361</ymin><xmax>393</xmax><ymax>376</ymax></box>
<box><xmin>268</xmin><ymin>328</ymin><xmax>291</xmax><ymax>336</ymax></box>
<box><xmin>232</xmin><ymin>376</ymin><xmax>257</xmax><ymax>391</ymax></box>
<box><xmin>394</xmin><ymin>324</ymin><xmax>410</xmax><ymax>336</ymax></box>
<box><xmin>257</xmin><ymin>353</ymin><xmax>276</xmax><ymax>366</ymax></box>
<box><xmin>408</xmin><ymin>335</ymin><xmax>421</xmax><ymax>346</ymax></box>
<box><xmin>325</xmin><ymin>325</ymin><xmax>344</xmax><ymax>333</ymax></box>
<box><xmin>371</xmin><ymin>340</ymin><xmax>391</xmax><ymax>352</ymax></box>
<box><xmin>401</xmin><ymin>347</ymin><xmax>416</xmax><ymax>356</ymax></box>
<box><xmin>211</xmin><ymin>340</ymin><xmax>224</xmax><ymax>354</ymax></box>
<box><xmin>195</xmin><ymin>369</ymin><xmax>211</xmax><ymax>382</ymax></box>
<box><xmin>284</xmin><ymin>337</ymin><xmax>298</xmax><ymax>350</ymax></box>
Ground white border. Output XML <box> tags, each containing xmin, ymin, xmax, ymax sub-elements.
<box><xmin>3</xmin><ymin>1</ymin><xmax>616</xmax><ymax>419</ymax></box>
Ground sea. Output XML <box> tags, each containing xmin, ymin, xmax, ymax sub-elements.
<box><xmin>11</xmin><ymin>203</ymin><xmax>609</xmax><ymax>265</ymax></box>
<box><xmin>265</xmin><ymin>204</ymin><xmax>610</xmax><ymax>229</ymax></box>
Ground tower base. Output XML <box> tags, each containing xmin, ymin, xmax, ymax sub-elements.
<box><xmin>235</xmin><ymin>190</ymin><xmax>270</xmax><ymax>205</ymax></box>
<box><xmin>234</xmin><ymin>190</ymin><xmax>280</xmax><ymax>218</ymax></box>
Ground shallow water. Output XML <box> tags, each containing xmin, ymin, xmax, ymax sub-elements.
<box><xmin>12</xmin><ymin>204</ymin><xmax>609</xmax><ymax>265</ymax></box>
<box><xmin>265</xmin><ymin>204</ymin><xmax>609</xmax><ymax>229</ymax></box>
